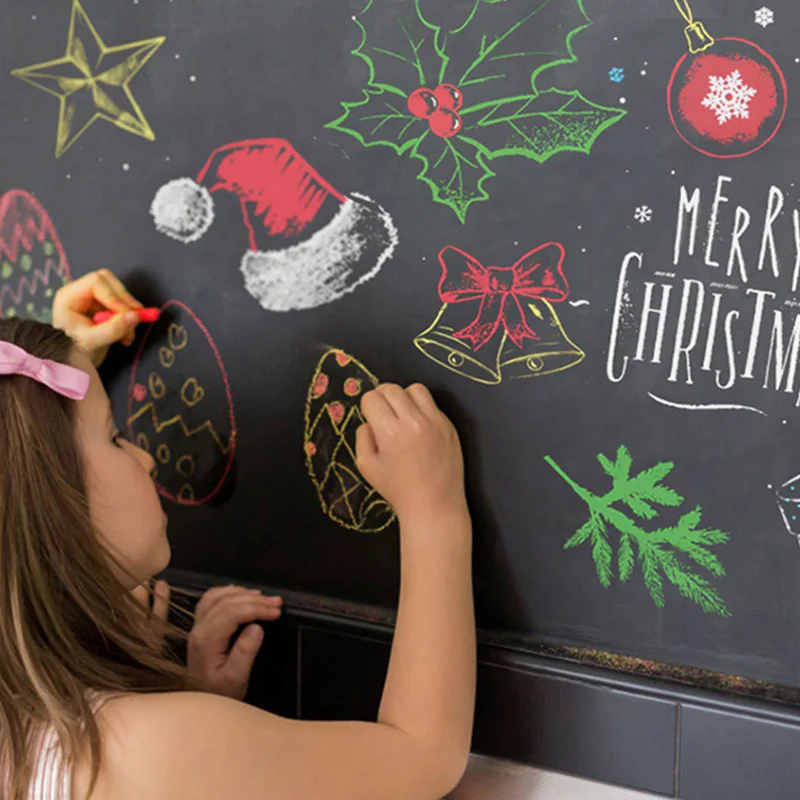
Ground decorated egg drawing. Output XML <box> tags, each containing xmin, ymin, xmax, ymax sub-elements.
<box><xmin>0</xmin><ymin>189</ymin><xmax>70</xmax><ymax>323</ymax></box>
<box><xmin>304</xmin><ymin>348</ymin><xmax>395</xmax><ymax>533</ymax></box>
<box><xmin>127</xmin><ymin>300</ymin><xmax>236</xmax><ymax>505</ymax></box>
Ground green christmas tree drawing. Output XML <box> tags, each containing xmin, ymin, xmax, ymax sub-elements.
<box><xmin>327</xmin><ymin>0</ymin><xmax>626</xmax><ymax>222</ymax></box>
<box><xmin>544</xmin><ymin>446</ymin><xmax>731</xmax><ymax>617</ymax></box>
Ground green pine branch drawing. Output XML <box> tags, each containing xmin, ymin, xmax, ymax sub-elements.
<box><xmin>544</xmin><ymin>446</ymin><xmax>731</xmax><ymax>617</ymax></box>
<box><xmin>326</xmin><ymin>0</ymin><xmax>626</xmax><ymax>223</ymax></box>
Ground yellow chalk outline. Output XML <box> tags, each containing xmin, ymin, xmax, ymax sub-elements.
<box><xmin>128</xmin><ymin>401</ymin><xmax>234</xmax><ymax>457</ymax></box>
<box><xmin>11</xmin><ymin>0</ymin><xmax>165</xmax><ymax>158</ymax></box>
<box><xmin>304</xmin><ymin>349</ymin><xmax>395</xmax><ymax>533</ymax></box>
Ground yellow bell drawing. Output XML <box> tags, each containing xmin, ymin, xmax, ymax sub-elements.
<box><xmin>499</xmin><ymin>299</ymin><xmax>585</xmax><ymax>380</ymax></box>
<box><xmin>414</xmin><ymin>303</ymin><xmax>503</xmax><ymax>385</ymax></box>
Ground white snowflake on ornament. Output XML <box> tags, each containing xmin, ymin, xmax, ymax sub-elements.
<box><xmin>754</xmin><ymin>7</ymin><xmax>774</xmax><ymax>27</ymax></box>
<box><xmin>701</xmin><ymin>70</ymin><xmax>758</xmax><ymax>125</ymax></box>
<box><xmin>634</xmin><ymin>206</ymin><xmax>653</xmax><ymax>224</ymax></box>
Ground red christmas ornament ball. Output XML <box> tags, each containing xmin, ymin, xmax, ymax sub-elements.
<box><xmin>667</xmin><ymin>37</ymin><xmax>787</xmax><ymax>159</ymax></box>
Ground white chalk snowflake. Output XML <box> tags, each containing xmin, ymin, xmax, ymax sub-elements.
<box><xmin>634</xmin><ymin>205</ymin><xmax>652</xmax><ymax>224</ymax></box>
<box><xmin>754</xmin><ymin>6</ymin><xmax>774</xmax><ymax>27</ymax></box>
<box><xmin>701</xmin><ymin>70</ymin><xmax>758</xmax><ymax>125</ymax></box>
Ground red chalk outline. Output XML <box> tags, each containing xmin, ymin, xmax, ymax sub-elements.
<box><xmin>127</xmin><ymin>299</ymin><xmax>237</xmax><ymax>506</ymax></box>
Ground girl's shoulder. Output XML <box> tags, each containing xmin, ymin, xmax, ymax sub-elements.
<box><xmin>72</xmin><ymin>691</ymin><xmax>276</xmax><ymax>800</ymax></box>
<box><xmin>75</xmin><ymin>690</ymin><xmax>455</xmax><ymax>800</ymax></box>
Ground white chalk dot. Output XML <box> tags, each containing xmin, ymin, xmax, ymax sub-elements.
<box><xmin>421</xmin><ymin>256</ymin><xmax>426</xmax><ymax>261</ymax></box>
<box><xmin>641</xmin><ymin>70</ymin><xmax>647</xmax><ymax>76</ymax></box>
<box><xmin>619</xmin><ymin>97</ymin><xmax>626</xmax><ymax>104</ymax></box>
<box><xmin>122</xmin><ymin>163</ymin><xmax>130</xmax><ymax>171</ymax></box>
<box><xmin>644</xmin><ymin>61</ymin><xmax>649</xmax><ymax>66</ymax></box>
<box><xmin>768</xmin><ymin>484</ymin><xmax>773</xmax><ymax>490</ymax></box>
<box><xmin>645</xmin><ymin>126</ymin><xmax>650</xmax><ymax>130</ymax></box>
<box><xmin>513</xmin><ymin>241</ymin><xmax>519</xmax><ymax>246</ymax></box>
<box><xmin>581</xmin><ymin>248</ymin><xmax>587</xmax><ymax>253</ymax></box>
<box><xmin>32</xmin><ymin>14</ymin><xmax>37</xmax><ymax>20</ymax></box>
<box><xmin>783</xmin><ymin>419</ymin><xmax>788</xmax><ymax>425</ymax></box>
<box><xmin>796</xmin><ymin>57</ymin><xmax>800</xmax><ymax>63</ymax></box>
<box><xmin>577</xmin><ymin>225</ymin><xmax>582</xmax><ymax>230</ymax></box>
<box><xmin>625</xmin><ymin>169</ymin><xmax>630</xmax><ymax>174</ymax></box>
<box><xmin>66</xmin><ymin>174</ymin><xmax>71</xmax><ymax>180</ymax></box>
<box><xmin>671</xmin><ymin>169</ymin><xmax>676</xmax><ymax>175</ymax></box>
<box><xmin>613</xmin><ymin>36</ymin><xmax>618</xmax><ymax>41</ymax></box>
<box><xmin>175</xmin><ymin>54</ymin><xmax>180</xmax><ymax>60</ymax></box>
<box><xmin>165</xmin><ymin>156</ymin><xmax>171</xmax><ymax>162</ymax></box>
<box><xmin>189</xmin><ymin>75</ymin><xmax>197</xmax><ymax>82</ymax></box>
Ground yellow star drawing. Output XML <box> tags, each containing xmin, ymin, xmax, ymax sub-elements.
<box><xmin>11</xmin><ymin>0</ymin><xmax>165</xmax><ymax>158</ymax></box>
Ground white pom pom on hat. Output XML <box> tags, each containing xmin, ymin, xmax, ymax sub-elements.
<box><xmin>150</xmin><ymin>177</ymin><xmax>214</xmax><ymax>244</ymax></box>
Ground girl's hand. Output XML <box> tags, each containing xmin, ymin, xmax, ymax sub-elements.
<box><xmin>52</xmin><ymin>269</ymin><xmax>144</xmax><ymax>366</ymax></box>
<box><xmin>356</xmin><ymin>383</ymin><xmax>467</xmax><ymax>525</ymax></box>
<box><xmin>187</xmin><ymin>585</ymin><xmax>284</xmax><ymax>701</ymax></box>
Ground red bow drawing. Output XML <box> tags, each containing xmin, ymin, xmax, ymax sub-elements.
<box><xmin>437</xmin><ymin>243</ymin><xmax>570</xmax><ymax>351</ymax></box>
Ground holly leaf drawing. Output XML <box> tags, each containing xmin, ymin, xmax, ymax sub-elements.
<box><xmin>343</xmin><ymin>0</ymin><xmax>443</xmax><ymax>96</ymax></box>
<box><xmin>330</xmin><ymin>0</ymin><xmax>626</xmax><ymax>222</ymax></box>
<box><xmin>328</xmin><ymin>88</ymin><xmax>428</xmax><ymax>153</ymax></box>
<box><xmin>410</xmin><ymin>131</ymin><xmax>494</xmax><ymax>223</ymax></box>
<box><xmin>466</xmin><ymin>90</ymin><xmax>627</xmax><ymax>163</ymax></box>
<box><xmin>422</xmin><ymin>0</ymin><xmax>593</xmax><ymax>109</ymax></box>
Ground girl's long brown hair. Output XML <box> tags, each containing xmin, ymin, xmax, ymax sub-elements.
<box><xmin>0</xmin><ymin>318</ymin><xmax>192</xmax><ymax>798</ymax></box>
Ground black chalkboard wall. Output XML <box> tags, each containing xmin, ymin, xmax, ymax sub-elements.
<box><xmin>2</xmin><ymin>0</ymin><xmax>800</xmax><ymax>692</ymax></box>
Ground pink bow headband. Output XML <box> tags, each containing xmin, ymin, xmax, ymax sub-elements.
<box><xmin>0</xmin><ymin>341</ymin><xmax>89</xmax><ymax>401</ymax></box>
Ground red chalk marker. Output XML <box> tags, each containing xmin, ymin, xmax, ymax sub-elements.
<box><xmin>93</xmin><ymin>308</ymin><xmax>161</xmax><ymax>325</ymax></box>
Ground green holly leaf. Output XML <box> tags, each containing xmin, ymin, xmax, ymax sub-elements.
<box><xmin>328</xmin><ymin>88</ymin><xmax>428</xmax><ymax>153</ymax></box>
<box><xmin>343</xmin><ymin>0</ymin><xmax>443</xmax><ymax>96</ymax></box>
<box><xmin>423</xmin><ymin>0</ymin><xmax>594</xmax><ymax>109</ymax></box>
<box><xmin>464</xmin><ymin>90</ymin><xmax>627</xmax><ymax>163</ymax></box>
<box><xmin>409</xmin><ymin>131</ymin><xmax>494</xmax><ymax>223</ymax></box>
<box><xmin>331</xmin><ymin>0</ymin><xmax>625</xmax><ymax>222</ymax></box>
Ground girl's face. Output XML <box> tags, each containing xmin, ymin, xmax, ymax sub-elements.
<box><xmin>72</xmin><ymin>350</ymin><xmax>170</xmax><ymax>588</ymax></box>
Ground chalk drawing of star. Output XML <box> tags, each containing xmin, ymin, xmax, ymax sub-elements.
<box><xmin>11</xmin><ymin>0</ymin><xmax>165</xmax><ymax>158</ymax></box>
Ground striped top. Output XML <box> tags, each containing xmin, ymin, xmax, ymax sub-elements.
<box><xmin>27</xmin><ymin>693</ymin><xmax>115</xmax><ymax>800</ymax></box>
<box><xmin>28</xmin><ymin>722</ymin><xmax>70</xmax><ymax>800</ymax></box>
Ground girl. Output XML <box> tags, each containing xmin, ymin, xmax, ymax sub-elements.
<box><xmin>1</xmin><ymin>270</ymin><xmax>476</xmax><ymax>799</ymax></box>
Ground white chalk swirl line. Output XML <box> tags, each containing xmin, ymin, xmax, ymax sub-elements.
<box><xmin>569</xmin><ymin>299</ymin><xmax>590</xmax><ymax>307</ymax></box>
<box><xmin>648</xmin><ymin>392</ymin><xmax>768</xmax><ymax>417</ymax></box>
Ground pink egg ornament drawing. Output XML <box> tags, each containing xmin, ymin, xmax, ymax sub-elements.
<box><xmin>0</xmin><ymin>189</ymin><xmax>71</xmax><ymax>322</ymax></box>
<box><xmin>127</xmin><ymin>300</ymin><xmax>236</xmax><ymax>506</ymax></box>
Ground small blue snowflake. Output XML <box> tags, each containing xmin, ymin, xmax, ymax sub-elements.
<box><xmin>609</xmin><ymin>67</ymin><xmax>625</xmax><ymax>83</ymax></box>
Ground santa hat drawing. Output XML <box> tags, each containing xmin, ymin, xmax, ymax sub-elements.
<box><xmin>150</xmin><ymin>138</ymin><xmax>398</xmax><ymax>311</ymax></box>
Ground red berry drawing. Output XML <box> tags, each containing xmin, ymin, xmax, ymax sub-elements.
<box><xmin>407</xmin><ymin>87</ymin><xmax>438</xmax><ymax>118</ymax></box>
<box><xmin>667</xmin><ymin>2</ymin><xmax>786</xmax><ymax>158</ymax></box>
<box><xmin>429</xmin><ymin>108</ymin><xmax>462</xmax><ymax>138</ymax></box>
<box><xmin>434</xmin><ymin>83</ymin><xmax>463</xmax><ymax>111</ymax></box>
